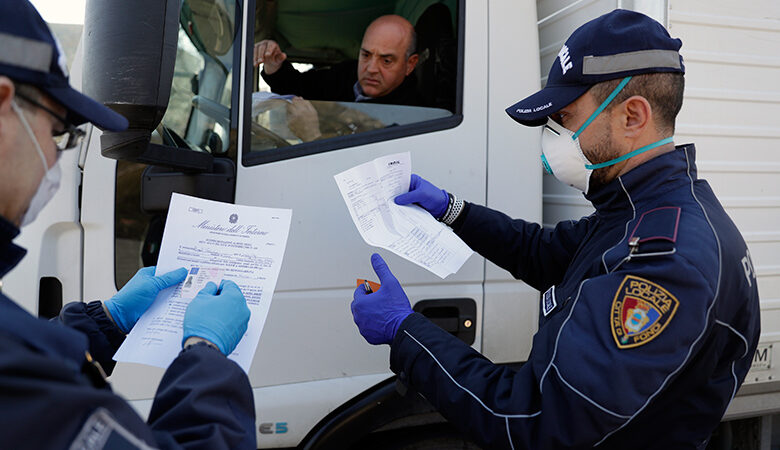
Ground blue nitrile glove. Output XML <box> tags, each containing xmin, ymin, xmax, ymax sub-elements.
<box><xmin>351</xmin><ymin>253</ymin><xmax>413</xmax><ymax>345</ymax></box>
<box><xmin>394</xmin><ymin>174</ymin><xmax>449</xmax><ymax>219</ymax></box>
<box><xmin>182</xmin><ymin>280</ymin><xmax>251</xmax><ymax>355</ymax></box>
<box><xmin>104</xmin><ymin>266</ymin><xmax>187</xmax><ymax>333</ymax></box>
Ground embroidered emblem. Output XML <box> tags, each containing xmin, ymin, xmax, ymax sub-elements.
<box><xmin>610</xmin><ymin>275</ymin><xmax>679</xmax><ymax>349</ymax></box>
<box><xmin>558</xmin><ymin>44</ymin><xmax>573</xmax><ymax>75</ymax></box>
<box><xmin>542</xmin><ymin>286</ymin><xmax>557</xmax><ymax>317</ymax></box>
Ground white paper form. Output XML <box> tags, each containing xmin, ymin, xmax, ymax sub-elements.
<box><xmin>114</xmin><ymin>193</ymin><xmax>292</xmax><ymax>373</ymax></box>
<box><xmin>334</xmin><ymin>152</ymin><xmax>472</xmax><ymax>278</ymax></box>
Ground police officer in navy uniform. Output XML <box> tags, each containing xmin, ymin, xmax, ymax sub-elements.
<box><xmin>0</xmin><ymin>1</ymin><xmax>255</xmax><ymax>448</ymax></box>
<box><xmin>351</xmin><ymin>9</ymin><xmax>760</xmax><ymax>449</ymax></box>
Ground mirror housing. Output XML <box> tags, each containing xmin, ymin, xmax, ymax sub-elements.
<box><xmin>82</xmin><ymin>0</ymin><xmax>212</xmax><ymax>171</ymax></box>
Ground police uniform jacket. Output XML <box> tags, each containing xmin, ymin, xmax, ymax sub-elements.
<box><xmin>0</xmin><ymin>217</ymin><xmax>256</xmax><ymax>449</ymax></box>
<box><xmin>390</xmin><ymin>145</ymin><xmax>760</xmax><ymax>449</ymax></box>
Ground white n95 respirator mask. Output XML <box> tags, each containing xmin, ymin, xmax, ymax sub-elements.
<box><xmin>539</xmin><ymin>76</ymin><xmax>673</xmax><ymax>194</ymax></box>
<box><xmin>541</xmin><ymin>118</ymin><xmax>595</xmax><ymax>193</ymax></box>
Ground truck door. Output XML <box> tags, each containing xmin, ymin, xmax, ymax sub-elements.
<box><xmin>237</xmin><ymin>0</ymin><xmax>486</xmax><ymax>392</ymax></box>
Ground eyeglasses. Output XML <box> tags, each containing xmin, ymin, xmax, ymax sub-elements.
<box><xmin>14</xmin><ymin>91</ymin><xmax>86</xmax><ymax>151</ymax></box>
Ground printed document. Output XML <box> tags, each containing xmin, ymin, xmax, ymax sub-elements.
<box><xmin>114</xmin><ymin>193</ymin><xmax>292</xmax><ymax>373</ymax></box>
<box><xmin>334</xmin><ymin>152</ymin><xmax>472</xmax><ymax>278</ymax></box>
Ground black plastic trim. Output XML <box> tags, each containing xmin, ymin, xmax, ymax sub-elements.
<box><xmin>38</xmin><ymin>277</ymin><xmax>63</xmax><ymax>319</ymax></box>
<box><xmin>240</xmin><ymin>0</ymin><xmax>466</xmax><ymax>167</ymax></box>
<box><xmin>413</xmin><ymin>297</ymin><xmax>477</xmax><ymax>345</ymax></box>
<box><xmin>300</xmin><ymin>377</ymin><xmax>438</xmax><ymax>449</ymax></box>
<box><xmin>300</xmin><ymin>360</ymin><xmax>526</xmax><ymax>448</ymax></box>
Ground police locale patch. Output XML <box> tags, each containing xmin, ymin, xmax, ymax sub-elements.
<box><xmin>610</xmin><ymin>275</ymin><xmax>679</xmax><ymax>349</ymax></box>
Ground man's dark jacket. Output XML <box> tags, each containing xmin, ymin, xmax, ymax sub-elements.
<box><xmin>391</xmin><ymin>145</ymin><xmax>760</xmax><ymax>449</ymax></box>
<box><xmin>262</xmin><ymin>60</ymin><xmax>422</xmax><ymax>106</ymax></box>
<box><xmin>0</xmin><ymin>216</ymin><xmax>256</xmax><ymax>449</ymax></box>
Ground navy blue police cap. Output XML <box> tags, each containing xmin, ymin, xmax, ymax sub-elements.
<box><xmin>0</xmin><ymin>0</ymin><xmax>128</xmax><ymax>131</ymax></box>
<box><xmin>506</xmin><ymin>9</ymin><xmax>684</xmax><ymax>127</ymax></box>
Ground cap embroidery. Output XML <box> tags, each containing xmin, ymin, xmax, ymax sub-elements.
<box><xmin>558</xmin><ymin>44</ymin><xmax>573</xmax><ymax>75</ymax></box>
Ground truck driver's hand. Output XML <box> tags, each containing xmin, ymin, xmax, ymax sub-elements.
<box><xmin>394</xmin><ymin>174</ymin><xmax>449</xmax><ymax>219</ymax></box>
<box><xmin>104</xmin><ymin>266</ymin><xmax>188</xmax><ymax>333</ymax></box>
<box><xmin>287</xmin><ymin>97</ymin><xmax>322</xmax><ymax>142</ymax></box>
<box><xmin>254</xmin><ymin>39</ymin><xmax>287</xmax><ymax>75</ymax></box>
<box><xmin>182</xmin><ymin>280</ymin><xmax>251</xmax><ymax>355</ymax></box>
<box><xmin>351</xmin><ymin>254</ymin><xmax>413</xmax><ymax>345</ymax></box>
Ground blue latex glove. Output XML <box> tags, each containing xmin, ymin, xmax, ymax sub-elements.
<box><xmin>394</xmin><ymin>174</ymin><xmax>449</xmax><ymax>219</ymax></box>
<box><xmin>351</xmin><ymin>253</ymin><xmax>413</xmax><ymax>345</ymax></box>
<box><xmin>104</xmin><ymin>266</ymin><xmax>187</xmax><ymax>333</ymax></box>
<box><xmin>182</xmin><ymin>280</ymin><xmax>251</xmax><ymax>355</ymax></box>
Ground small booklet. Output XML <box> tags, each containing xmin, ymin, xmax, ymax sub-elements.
<box><xmin>334</xmin><ymin>152</ymin><xmax>472</xmax><ymax>278</ymax></box>
<box><xmin>113</xmin><ymin>193</ymin><xmax>292</xmax><ymax>373</ymax></box>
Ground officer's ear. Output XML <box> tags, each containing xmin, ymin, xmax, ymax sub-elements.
<box><xmin>0</xmin><ymin>77</ymin><xmax>15</xmax><ymax>117</ymax></box>
<box><xmin>619</xmin><ymin>95</ymin><xmax>652</xmax><ymax>139</ymax></box>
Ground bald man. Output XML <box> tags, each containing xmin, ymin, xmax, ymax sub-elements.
<box><xmin>255</xmin><ymin>15</ymin><xmax>422</xmax><ymax>106</ymax></box>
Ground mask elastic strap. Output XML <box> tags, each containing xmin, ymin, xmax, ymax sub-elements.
<box><xmin>572</xmin><ymin>76</ymin><xmax>632</xmax><ymax>140</ymax></box>
<box><xmin>10</xmin><ymin>99</ymin><xmax>49</xmax><ymax>172</ymax></box>
<box><xmin>540</xmin><ymin>154</ymin><xmax>553</xmax><ymax>174</ymax></box>
<box><xmin>585</xmin><ymin>137</ymin><xmax>674</xmax><ymax>170</ymax></box>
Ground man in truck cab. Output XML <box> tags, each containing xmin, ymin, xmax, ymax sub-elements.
<box><xmin>255</xmin><ymin>14</ymin><xmax>421</xmax><ymax>106</ymax></box>
<box><xmin>0</xmin><ymin>2</ymin><xmax>256</xmax><ymax>448</ymax></box>
<box><xmin>351</xmin><ymin>9</ymin><xmax>760</xmax><ymax>449</ymax></box>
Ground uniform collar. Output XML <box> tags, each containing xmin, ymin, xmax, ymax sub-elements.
<box><xmin>0</xmin><ymin>214</ymin><xmax>27</xmax><ymax>278</ymax></box>
<box><xmin>586</xmin><ymin>144</ymin><xmax>697</xmax><ymax>215</ymax></box>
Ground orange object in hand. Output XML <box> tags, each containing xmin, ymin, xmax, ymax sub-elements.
<box><xmin>356</xmin><ymin>279</ymin><xmax>381</xmax><ymax>294</ymax></box>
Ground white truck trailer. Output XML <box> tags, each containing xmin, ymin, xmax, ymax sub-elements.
<box><xmin>4</xmin><ymin>0</ymin><xmax>779</xmax><ymax>447</ymax></box>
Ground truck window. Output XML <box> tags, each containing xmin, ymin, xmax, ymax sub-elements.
<box><xmin>244</xmin><ymin>0</ymin><xmax>462</xmax><ymax>164</ymax></box>
<box><xmin>159</xmin><ymin>0</ymin><xmax>239</xmax><ymax>155</ymax></box>
<box><xmin>115</xmin><ymin>0</ymin><xmax>242</xmax><ymax>287</ymax></box>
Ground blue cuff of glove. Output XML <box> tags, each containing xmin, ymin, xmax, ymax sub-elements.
<box><xmin>103</xmin><ymin>300</ymin><xmax>131</xmax><ymax>334</ymax></box>
<box><xmin>433</xmin><ymin>190</ymin><xmax>449</xmax><ymax>219</ymax></box>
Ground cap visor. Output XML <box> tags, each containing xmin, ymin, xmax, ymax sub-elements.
<box><xmin>505</xmin><ymin>84</ymin><xmax>590</xmax><ymax>126</ymax></box>
<box><xmin>44</xmin><ymin>85</ymin><xmax>129</xmax><ymax>132</ymax></box>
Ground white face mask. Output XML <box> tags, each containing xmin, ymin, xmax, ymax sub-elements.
<box><xmin>11</xmin><ymin>100</ymin><xmax>62</xmax><ymax>227</ymax></box>
<box><xmin>541</xmin><ymin>118</ymin><xmax>595</xmax><ymax>193</ymax></box>
<box><xmin>540</xmin><ymin>76</ymin><xmax>674</xmax><ymax>195</ymax></box>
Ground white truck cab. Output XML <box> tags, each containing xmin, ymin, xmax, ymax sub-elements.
<box><xmin>5</xmin><ymin>0</ymin><xmax>780</xmax><ymax>447</ymax></box>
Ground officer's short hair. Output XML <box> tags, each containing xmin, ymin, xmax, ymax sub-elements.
<box><xmin>590</xmin><ymin>72</ymin><xmax>685</xmax><ymax>135</ymax></box>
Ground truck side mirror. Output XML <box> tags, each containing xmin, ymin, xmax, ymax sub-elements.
<box><xmin>82</xmin><ymin>0</ymin><xmax>212</xmax><ymax>171</ymax></box>
<box><xmin>181</xmin><ymin>0</ymin><xmax>237</xmax><ymax>58</ymax></box>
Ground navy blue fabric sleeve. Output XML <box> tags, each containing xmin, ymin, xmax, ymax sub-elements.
<box><xmin>0</xmin><ymin>331</ymin><xmax>160</xmax><ymax>448</ymax></box>
<box><xmin>58</xmin><ymin>301</ymin><xmax>125</xmax><ymax>375</ymax></box>
<box><xmin>149</xmin><ymin>343</ymin><xmax>256</xmax><ymax>450</ymax></box>
<box><xmin>55</xmin><ymin>303</ymin><xmax>256</xmax><ymax>449</ymax></box>
<box><xmin>391</xmin><ymin>251</ymin><xmax>719</xmax><ymax>449</ymax></box>
<box><xmin>453</xmin><ymin>203</ymin><xmax>594</xmax><ymax>290</ymax></box>
<box><xmin>0</xmin><ymin>334</ymin><xmax>256</xmax><ymax>449</ymax></box>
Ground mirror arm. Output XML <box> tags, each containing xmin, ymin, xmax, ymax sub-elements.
<box><xmin>101</xmin><ymin>130</ymin><xmax>214</xmax><ymax>172</ymax></box>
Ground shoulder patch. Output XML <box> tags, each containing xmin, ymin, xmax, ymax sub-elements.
<box><xmin>610</xmin><ymin>275</ymin><xmax>679</xmax><ymax>349</ymax></box>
